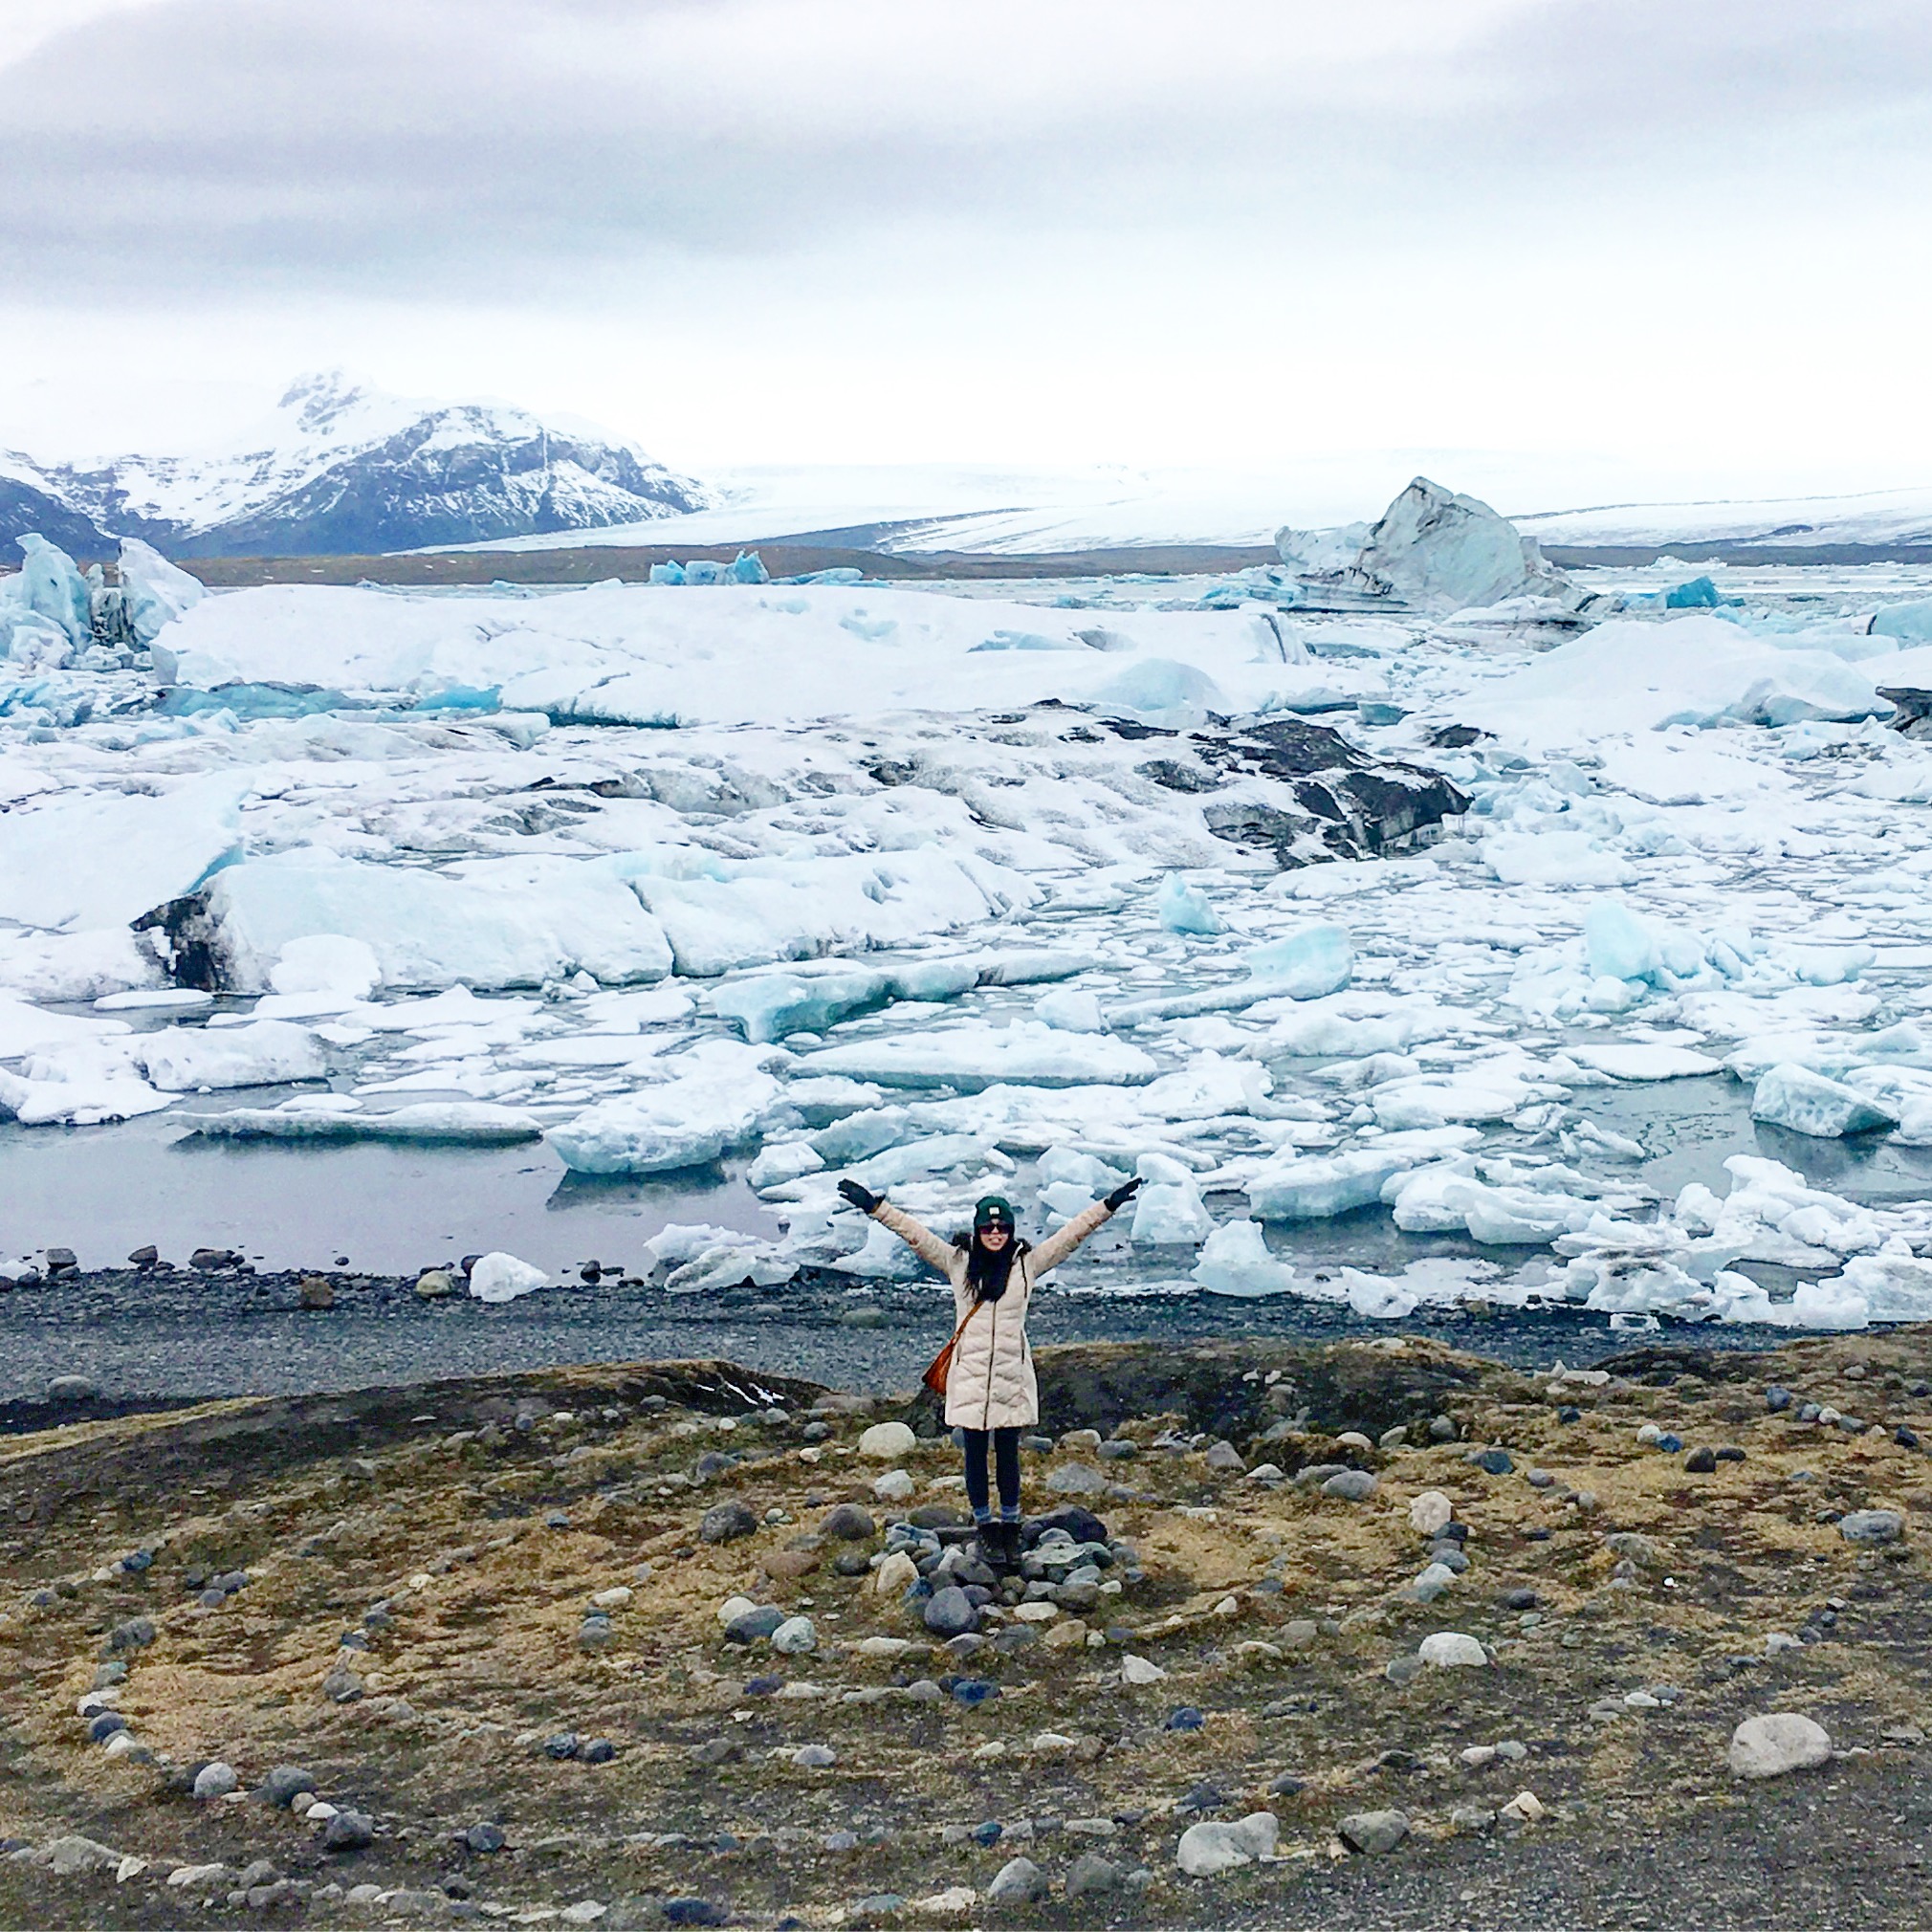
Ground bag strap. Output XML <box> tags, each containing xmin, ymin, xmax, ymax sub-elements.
<box><xmin>940</xmin><ymin>1298</ymin><xmax>979</xmax><ymax>1354</ymax></box>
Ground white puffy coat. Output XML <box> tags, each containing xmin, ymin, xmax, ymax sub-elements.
<box><xmin>872</xmin><ymin>1199</ymin><xmax>1116</xmax><ymax>1431</ymax></box>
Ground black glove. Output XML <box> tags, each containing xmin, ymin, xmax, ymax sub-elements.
<box><xmin>1103</xmin><ymin>1176</ymin><xmax>1144</xmax><ymax>1213</ymax></box>
<box><xmin>838</xmin><ymin>1178</ymin><xmax>882</xmax><ymax>1214</ymax></box>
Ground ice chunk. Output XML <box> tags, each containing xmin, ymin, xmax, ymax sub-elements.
<box><xmin>1275</xmin><ymin>520</ymin><xmax>1371</xmax><ymax>576</ymax></box>
<box><xmin>1128</xmin><ymin>1163</ymin><xmax>1214</xmax><ymax>1245</ymax></box>
<box><xmin>1483</xmin><ymin>832</ymin><xmax>1635</xmax><ymax>889</ymax></box>
<box><xmin>1247</xmin><ymin>1147</ymin><xmax>1413</xmax><ymax>1220</ymax></box>
<box><xmin>183</xmin><ymin>850</ymin><xmax>673</xmax><ymax>993</ymax></box>
<box><xmin>1156</xmin><ymin>873</ymin><xmax>1224</xmax><ymax>936</ymax></box>
<box><xmin>1191</xmin><ymin>1218</ymin><xmax>1298</xmax><ymax>1297</ymax></box>
<box><xmin>185</xmin><ymin>1102</ymin><xmax>543</xmax><ymax>1144</ymax></box>
<box><xmin>1461</xmin><ymin>615</ymin><xmax>1888</xmax><ymax>748</ymax></box>
<box><xmin>810</xmin><ymin>1105</ymin><xmax>914</xmax><ymax>1163</ymax></box>
<box><xmin>11</xmin><ymin>534</ymin><xmax>92</xmax><ymax>649</ymax></box>
<box><xmin>1245</xmin><ymin>1129</ymin><xmax>1478</xmax><ymax>1219</ymax></box>
<box><xmin>0</xmin><ymin>1058</ymin><xmax>171</xmax><ymax>1126</ymax></box>
<box><xmin>711</xmin><ymin>967</ymin><xmax>888</xmax><ymax>1043</ymax></box>
<box><xmin>746</xmin><ymin>1140</ymin><xmax>825</xmax><ymax>1191</ymax></box>
<box><xmin>1870</xmin><ymin>597</ymin><xmax>1932</xmax><ymax>644</ymax></box>
<box><xmin>851</xmin><ymin>1133</ymin><xmax>1008</xmax><ymax>1191</ymax></box>
<box><xmin>1564</xmin><ymin>1043</ymin><xmax>1722</xmax><ymax>1081</ymax></box>
<box><xmin>799</xmin><ymin>1021</ymin><xmax>1157</xmax><ymax>1092</ymax></box>
<box><xmin>1141</xmin><ymin>1051</ymin><xmax>1270</xmax><ymax>1120</ymax></box>
<box><xmin>1349</xmin><ymin>479</ymin><xmax>1579</xmax><ymax>614</ymax></box>
<box><xmin>469</xmin><ymin>1252</ymin><xmax>549</xmax><ymax>1303</ymax></box>
<box><xmin>1244</xmin><ymin>924</ymin><xmax>1351</xmax><ymax>1000</ymax></box>
<box><xmin>1785</xmin><ymin>944</ymin><xmax>1873</xmax><ymax>987</ymax></box>
<box><xmin>1087</xmin><ymin>657</ymin><xmax>1224</xmax><ymax>726</ymax></box>
<box><xmin>1034</xmin><ymin>986</ymin><xmax>1105</xmax><ymax>1033</ymax></box>
<box><xmin>666</xmin><ymin>1241</ymin><xmax>795</xmax><ymax>1293</ymax></box>
<box><xmin>728</xmin><ymin>550</ymin><xmax>769</xmax><ymax>585</ymax></box>
<box><xmin>1664</xmin><ymin>576</ymin><xmax>1732</xmax><ymax>609</ymax></box>
<box><xmin>1583</xmin><ymin>900</ymin><xmax>1658</xmax><ymax>982</ymax></box>
<box><xmin>117</xmin><ymin>539</ymin><xmax>205</xmax><ymax>644</ymax></box>
<box><xmin>549</xmin><ymin>1044</ymin><xmax>784</xmax><ymax>1174</ymax></box>
<box><xmin>1038</xmin><ymin>1145</ymin><xmax>1131</xmax><ymax>1194</ymax></box>
<box><xmin>135</xmin><ymin>1020</ymin><xmax>327</xmax><ymax>1091</ymax></box>
<box><xmin>268</xmin><ymin>936</ymin><xmax>382</xmax><ymax>1004</ymax></box>
<box><xmin>1262</xmin><ymin>995</ymin><xmax>1448</xmax><ymax>1057</ymax></box>
<box><xmin>634</xmin><ymin>851</ymin><xmax>1030</xmax><ymax>977</ymax></box>
<box><xmin>0</xmin><ymin>776</ymin><xmax>246</xmax><ymax>932</ymax></box>
<box><xmin>1750</xmin><ymin>1064</ymin><xmax>1899</xmax><ymax>1138</ymax></box>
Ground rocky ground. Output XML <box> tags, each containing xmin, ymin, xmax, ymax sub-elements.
<box><xmin>3</xmin><ymin>1331</ymin><xmax>1931</xmax><ymax>1929</ymax></box>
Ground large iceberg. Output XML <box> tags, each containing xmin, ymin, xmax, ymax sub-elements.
<box><xmin>0</xmin><ymin>776</ymin><xmax>246</xmax><ymax>933</ymax></box>
<box><xmin>1348</xmin><ymin>479</ymin><xmax>1582</xmax><ymax>614</ymax></box>
<box><xmin>151</xmin><ymin>850</ymin><xmax>675</xmax><ymax>993</ymax></box>
<box><xmin>117</xmin><ymin>538</ymin><xmax>205</xmax><ymax>644</ymax></box>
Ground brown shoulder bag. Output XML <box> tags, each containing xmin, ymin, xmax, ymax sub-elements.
<box><xmin>922</xmin><ymin>1300</ymin><xmax>980</xmax><ymax>1399</ymax></box>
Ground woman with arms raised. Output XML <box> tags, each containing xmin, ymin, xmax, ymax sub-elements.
<box><xmin>834</xmin><ymin>1176</ymin><xmax>1141</xmax><ymax>1571</ymax></box>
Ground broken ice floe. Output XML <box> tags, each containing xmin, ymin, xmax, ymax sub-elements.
<box><xmin>11</xmin><ymin>520</ymin><xmax>1932</xmax><ymax>1329</ymax></box>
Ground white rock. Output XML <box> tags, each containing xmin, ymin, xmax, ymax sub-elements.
<box><xmin>1175</xmin><ymin>1811</ymin><xmax>1279</xmax><ymax>1877</ymax></box>
<box><xmin>1409</xmin><ymin>1490</ymin><xmax>1454</xmax><ymax>1537</ymax></box>
<box><xmin>858</xmin><ymin>1420</ymin><xmax>917</xmax><ymax>1460</ymax></box>
<box><xmin>1729</xmin><ymin>1712</ymin><xmax>1833</xmax><ymax>1778</ymax></box>
<box><xmin>913</xmin><ymin>1887</ymin><xmax>978</xmax><ymax>1915</ymax></box>
<box><xmin>191</xmin><ymin>1762</ymin><xmax>238</xmax><ymax>1801</ymax></box>
<box><xmin>717</xmin><ymin>1593</ymin><xmax>757</xmax><ymax>1625</ymax></box>
<box><xmin>771</xmin><ymin>1615</ymin><xmax>817</xmax><ymax>1655</ymax></box>
<box><xmin>589</xmin><ymin>1587</ymin><xmax>631</xmax><ymax>1611</ymax></box>
<box><xmin>1418</xmin><ymin>1632</ymin><xmax>1488</xmax><ymax>1668</ymax></box>
<box><xmin>874</xmin><ymin>1551</ymin><xmax>918</xmax><ymax>1595</ymax></box>
<box><xmin>1499</xmin><ymin>1789</ymin><xmax>1544</xmax><ymax>1822</ymax></box>
<box><xmin>871</xmin><ymin>1469</ymin><xmax>915</xmax><ymax>1501</ymax></box>
<box><xmin>857</xmin><ymin>1636</ymin><xmax>911</xmax><ymax>1658</ymax></box>
<box><xmin>1121</xmin><ymin>1654</ymin><xmax>1168</xmax><ymax>1685</ymax></box>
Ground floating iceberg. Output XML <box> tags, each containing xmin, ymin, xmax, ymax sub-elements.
<box><xmin>186</xmin><ymin>1101</ymin><xmax>544</xmax><ymax>1144</ymax></box>
<box><xmin>1192</xmin><ymin>1218</ymin><xmax>1298</xmax><ymax>1297</ymax></box>
<box><xmin>798</xmin><ymin>1021</ymin><xmax>1158</xmax><ymax>1092</ymax></box>
<box><xmin>3</xmin><ymin>534</ymin><xmax>92</xmax><ymax>656</ymax></box>
<box><xmin>635</xmin><ymin>851</ymin><xmax>1031</xmax><ymax>977</ymax></box>
<box><xmin>1750</xmin><ymin>1063</ymin><xmax>1899</xmax><ymax>1138</ymax></box>
<box><xmin>711</xmin><ymin>966</ymin><xmax>889</xmax><ymax>1043</ymax></box>
<box><xmin>1156</xmin><ymin>873</ymin><xmax>1225</xmax><ymax>935</ymax></box>
<box><xmin>117</xmin><ymin>538</ymin><xmax>205</xmax><ymax>643</ymax></box>
<box><xmin>1348</xmin><ymin>479</ymin><xmax>1581</xmax><ymax>614</ymax></box>
<box><xmin>156</xmin><ymin>850</ymin><xmax>674</xmax><ymax>993</ymax></box>
<box><xmin>0</xmin><ymin>776</ymin><xmax>246</xmax><ymax>933</ymax></box>
<box><xmin>135</xmin><ymin>1020</ymin><xmax>327</xmax><ymax>1092</ymax></box>
<box><xmin>1243</xmin><ymin>924</ymin><xmax>1351</xmax><ymax>999</ymax></box>
<box><xmin>548</xmin><ymin>1044</ymin><xmax>784</xmax><ymax>1174</ymax></box>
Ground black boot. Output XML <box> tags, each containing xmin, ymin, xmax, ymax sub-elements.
<box><xmin>991</xmin><ymin>1518</ymin><xmax>1021</xmax><ymax>1575</ymax></box>
<box><xmin>974</xmin><ymin>1521</ymin><xmax>1003</xmax><ymax>1573</ymax></box>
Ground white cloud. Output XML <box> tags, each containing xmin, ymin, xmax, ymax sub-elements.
<box><xmin>0</xmin><ymin>0</ymin><xmax>1927</xmax><ymax>494</ymax></box>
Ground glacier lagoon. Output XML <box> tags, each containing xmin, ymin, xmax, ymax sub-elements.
<box><xmin>10</xmin><ymin>508</ymin><xmax>1932</xmax><ymax>1381</ymax></box>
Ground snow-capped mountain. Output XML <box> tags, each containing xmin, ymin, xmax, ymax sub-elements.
<box><xmin>0</xmin><ymin>372</ymin><xmax>715</xmax><ymax>558</ymax></box>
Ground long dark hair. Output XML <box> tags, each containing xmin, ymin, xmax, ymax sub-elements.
<box><xmin>952</xmin><ymin>1228</ymin><xmax>1032</xmax><ymax>1303</ymax></box>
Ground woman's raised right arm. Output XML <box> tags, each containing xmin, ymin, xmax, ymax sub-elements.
<box><xmin>867</xmin><ymin>1199</ymin><xmax>959</xmax><ymax>1278</ymax></box>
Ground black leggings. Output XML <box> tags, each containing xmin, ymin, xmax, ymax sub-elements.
<box><xmin>961</xmin><ymin>1426</ymin><xmax>1021</xmax><ymax>1516</ymax></box>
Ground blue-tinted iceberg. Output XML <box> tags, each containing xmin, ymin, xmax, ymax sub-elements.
<box><xmin>1156</xmin><ymin>873</ymin><xmax>1225</xmax><ymax>936</ymax></box>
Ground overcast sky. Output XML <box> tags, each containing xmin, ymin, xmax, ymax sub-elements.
<box><xmin>1</xmin><ymin>0</ymin><xmax>1927</xmax><ymax>512</ymax></box>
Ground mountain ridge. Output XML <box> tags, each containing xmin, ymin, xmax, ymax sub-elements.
<box><xmin>0</xmin><ymin>371</ymin><xmax>714</xmax><ymax>559</ymax></box>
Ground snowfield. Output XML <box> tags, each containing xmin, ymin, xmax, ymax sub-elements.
<box><xmin>8</xmin><ymin>529</ymin><xmax>1932</xmax><ymax>1331</ymax></box>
